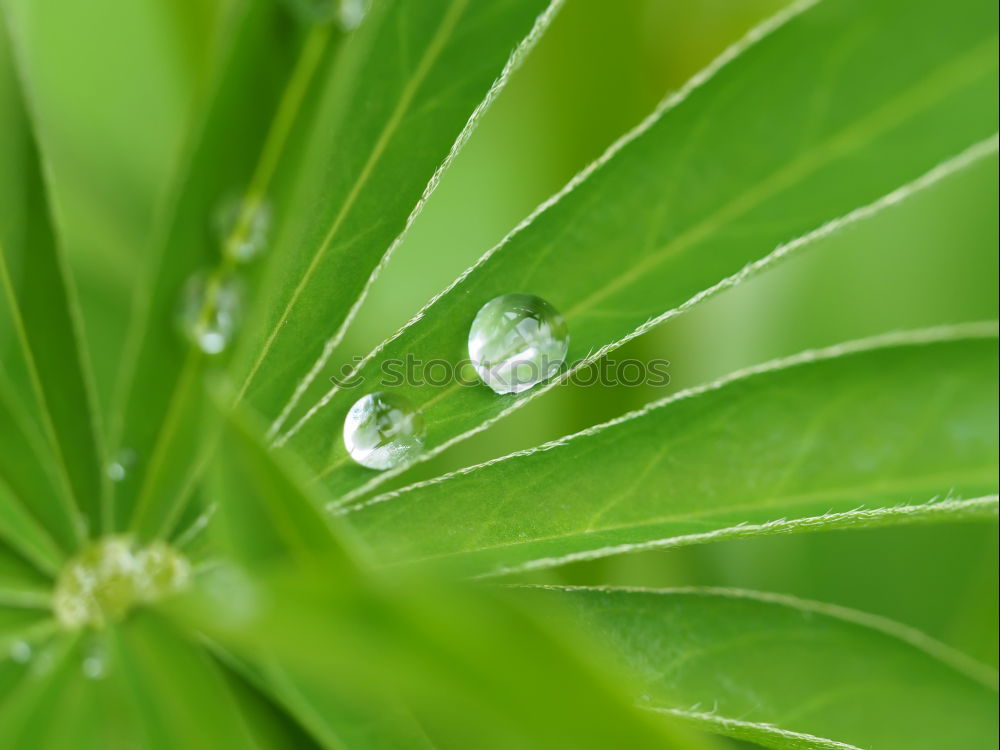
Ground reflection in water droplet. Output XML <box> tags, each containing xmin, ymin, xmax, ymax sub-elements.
<box><xmin>9</xmin><ymin>640</ymin><xmax>31</xmax><ymax>664</ymax></box>
<box><xmin>343</xmin><ymin>392</ymin><xmax>425</xmax><ymax>470</ymax></box>
<box><xmin>176</xmin><ymin>271</ymin><xmax>243</xmax><ymax>355</ymax></box>
<box><xmin>468</xmin><ymin>293</ymin><xmax>570</xmax><ymax>394</ymax></box>
<box><xmin>214</xmin><ymin>193</ymin><xmax>271</xmax><ymax>264</ymax></box>
<box><xmin>106</xmin><ymin>448</ymin><xmax>136</xmax><ymax>483</ymax></box>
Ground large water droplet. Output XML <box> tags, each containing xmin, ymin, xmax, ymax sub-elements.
<box><xmin>214</xmin><ymin>194</ymin><xmax>271</xmax><ymax>264</ymax></box>
<box><xmin>343</xmin><ymin>392</ymin><xmax>425</xmax><ymax>470</ymax></box>
<box><xmin>468</xmin><ymin>293</ymin><xmax>569</xmax><ymax>394</ymax></box>
<box><xmin>176</xmin><ymin>271</ymin><xmax>243</xmax><ymax>355</ymax></box>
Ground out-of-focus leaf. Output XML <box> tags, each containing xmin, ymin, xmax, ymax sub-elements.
<box><xmin>343</xmin><ymin>328</ymin><xmax>999</xmax><ymax>576</ymax></box>
<box><xmin>277</xmin><ymin>0</ymin><xmax>999</xmax><ymax>502</ymax></box>
<box><xmin>216</xmin><ymin>658</ymin><xmax>326</xmax><ymax>750</ymax></box>
<box><xmin>0</xmin><ymin>370</ymin><xmax>76</xmax><ymax>568</ymax></box>
<box><xmin>0</xmin><ymin>634</ymin><xmax>81</xmax><ymax>747</ymax></box>
<box><xmin>234</xmin><ymin>0</ymin><xmax>560</xmax><ymax>432</ymax></box>
<box><xmin>177</xmin><ymin>402</ymin><xmax>698</xmax><ymax>750</ymax></box>
<box><xmin>0</xmin><ymin>18</ymin><xmax>101</xmax><ymax>540</ymax></box>
<box><xmin>109</xmin><ymin>614</ymin><xmax>257</xmax><ymax>750</ymax></box>
<box><xmin>0</xmin><ymin>537</ymin><xmax>51</xmax><ymax>608</ymax></box>
<box><xmin>521</xmin><ymin>586</ymin><xmax>999</xmax><ymax>750</ymax></box>
<box><xmin>111</xmin><ymin>0</ymin><xmax>303</xmax><ymax>539</ymax></box>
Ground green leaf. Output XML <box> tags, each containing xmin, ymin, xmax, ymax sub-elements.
<box><xmin>110</xmin><ymin>0</ymin><xmax>304</xmax><ymax>539</ymax></box>
<box><xmin>0</xmin><ymin>16</ymin><xmax>102</xmax><ymax>540</ymax></box>
<box><xmin>234</xmin><ymin>0</ymin><xmax>560</xmax><ymax>430</ymax></box>
<box><xmin>109</xmin><ymin>614</ymin><xmax>257</xmax><ymax>750</ymax></box>
<box><xmin>520</xmin><ymin>586</ymin><xmax>999</xmax><ymax>750</ymax></box>
<box><xmin>343</xmin><ymin>328</ymin><xmax>999</xmax><ymax>576</ymax></box>
<box><xmin>0</xmin><ymin>368</ymin><xmax>77</xmax><ymax>569</ymax></box>
<box><xmin>0</xmin><ymin>536</ymin><xmax>52</xmax><ymax>609</ymax></box>
<box><xmin>276</xmin><ymin>0</ymin><xmax>999</xmax><ymax>501</ymax></box>
<box><xmin>177</xmin><ymin>401</ymin><xmax>698</xmax><ymax>749</ymax></box>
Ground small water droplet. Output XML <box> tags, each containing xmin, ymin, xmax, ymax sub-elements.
<box><xmin>9</xmin><ymin>640</ymin><xmax>31</xmax><ymax>664</ymax></box>
<box><xmin>176</xmin><ymin>270</ymin><xmax>243</xmax><ymax>355</ymax></box>
<box><xmin>468</xmin><ymin>293</ymin><xmax>569</xmax><ymax>394</ymax></box>
<box><xmin>106</xmin><ymin>448</ymin><xmax>136</xmax><ymax>482</ymax></box>
<box><xmin>343</xmin><ymin>392</ymin><xmax>425</xmax><ymax>470</ymax></box>
<box><xmin>82</xmin><ymin>655</ymin><xmax>105</xmax><ymax>679</ymax></box>
<box><xmin>213</xmin><ymin>193</ymin><xmax>271</xmax><ymax>264</ymax></box>
<box><xmin>81</xmin><ymin>641</ymin><xmax>109</xmax><ymax>680</ymax></box>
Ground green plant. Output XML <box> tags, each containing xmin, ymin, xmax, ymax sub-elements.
<box><xmin>0</xmin><ymin>0</ymin><xmax>996</xmax><ymax>747</ymax></box>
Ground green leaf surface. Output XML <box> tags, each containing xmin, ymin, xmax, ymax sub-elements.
<box><xmin>0</xmin><ymin>369</ymin><xmax>77</xmax><ymax>568</ymax></box>
<box><xmin>235</xmin><ymin>0</ymin><xmax>558</xmax><ymax>429</ymax></box>
<box><xmin>0</xmin><ymin>17</ymin><xmax>102</xmax><ymax>539</ymax></box>
<box><xmin>343</xmin><ymin>328</ymin><xmax>999</xmax><ymax>576</ymax></box>
<box><xmin>110</xmin><ymin>614</ymin><xmax>257</xmax><ymax>750</ymax></box>
<box><xmin>520</xmin><ymin>586</ymin><xmax>999</xmax><ymax>750</ymax></box>
<box><xmin>179</xmin><ymin>401</ymin><xmax>696</xmax><ymax>750</ymax></box>
<box><xmin>278</xmin><ymin>0</ymin><xmax>999</xmax><ymax>501</ymax></box>
<box><xmin>110</xmin><ymin>0</ymin><xmax>303</xmax><ymax>539</ymax></box>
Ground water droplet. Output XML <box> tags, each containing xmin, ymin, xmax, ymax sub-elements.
<box><xmin>338</xmin><ymin>0</ymin><xmax>370</xmax><ymax>30</ymax></box>
<box><xmin>343</xmin><ymin>392</ymin><xmax>425</xmax><ymax>470</ymax></box>
<box><xmin>468</xmin><ymin>294</ymin><xmax>569</xmax><ymax>394</ymax></box>
<box><xmin>82</xmin><ymin>655</ymin><xmax>105</xmax><ymax>679</ymax></box>
<box><xmin>9</xmin><ymin>640</ymin><xmax>31</xmax><ymax>664</ymax></box>
<box><xmin>176</xmin><ymin>270</ymin><xmax>243</xmax><ymax>355</ymax></box>
<box><xmin>213</xmin><ymin>194</ymin><xmax>271</xmax><ymax>264</ymax></box>
<box><xmin>105</xmin><ymin>448</ymin><xmax>136</xmax><ymax>482</ymax></box>
<box><xmin>82</xmin><ymin>639</ymin><xmax>108</xmax><ymax>680</ymax></box>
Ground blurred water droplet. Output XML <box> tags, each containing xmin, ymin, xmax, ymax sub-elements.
<box><xmin>338</xmin><ymin>0</ymin><xmax>370</xmax><ymax>30</ymax></box>
<box><xmin>343</xmin><ymin>392</ymin><xmax>425</xmax><ymax>470</ymax></box>
<box><xmin>106</xmin><ymin>448</ymin><xmax>136</xmax><ymax>482</ymax></box>
<box><xmin>176</xmin><ymin>271</ymin><xmax>243</xmax><ymax>355</ymax></box>
<box><xmin>468</xmin><ymin>293</ymin><xmax>569</xmax><ymax>394</ymax></box>
<box><xmin>82</xmin><ymin>642</ymin><xmax>108</xmax><ymax>680</ymax></box>
<box><xmin>214</xmin><ymin>194</ymin><xmax>271</xmax><ymax>264</ymax></box>
<box><xmin>9</xmin><ymin>640</ymin><xmax>31</xmax><ymax>664</ymax></box>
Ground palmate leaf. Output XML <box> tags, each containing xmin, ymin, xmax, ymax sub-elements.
<box><xmin>174</xmin><ymin>401</ymin><xmax>697</xmax><ymax>750</ymax></box>
<box><xmin>518</xmin><ymin>586</ymin><xmax>1000</xmax><ymax>750</ymax></box>
<box><xmin>0</xmin><ymin>17</ymin><xmax>101</xmax><ymax>542</ymax></box>
<box><xmin>342</xmin><ymin>328</ymin><xmax>999</xmax><ymax>577</ymax></box>
<box><xmin>112</xmin><ymin>0</ymin><xmax>560</xmax><ymax>543</ymax></box>
<box><xmin>274</xmin><ymin>0</ymin><xmax>999</xmax><ymax>502</ymax></box>
<box><xmin>233</xmin><ymin>0</ymin><xmax>560</xmax><ymax>428</ymax></box>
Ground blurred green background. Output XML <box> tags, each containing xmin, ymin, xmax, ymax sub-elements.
<box><xmin>7</xmin><ymin>0</ymin><xmax>996</xmax><ymax>669</ymax></box>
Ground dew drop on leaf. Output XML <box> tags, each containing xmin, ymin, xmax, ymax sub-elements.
<box><xmin>468</xmin><ymin>293</ymin><xmax>570</xmax><ymax>394</ymax></box>
<box><xmin>278</xmin><ymin>0</ymin><xmax>368</xmax><ymax>28</ymax></box>
<box><xmin>213</xmin><ymin>193</ymin><xmax>271</xmax><ymax>264</ymax></box>
<box><xmin>338</xmin><ymin>0</ymin><xmax>371</xmax><ymax>30</ymax></box>
<box><xmin>176</xmin><ymin>270</ymin><xmax>243</xmax><ymax>355</ymax></box>
<box><xmin>343</xmin><ymin>392</ymin><xmax>425</xmax><ymax>470</ymax></box>
<box><xmin>105</xmin><ymin>447</ymin><xmax>136</xmax><ymax>482</ymax></box>
<box><xmin>9</xmin><ymin>640</ymin><xmax>31</xmax><ymax>664</ymax></box>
